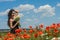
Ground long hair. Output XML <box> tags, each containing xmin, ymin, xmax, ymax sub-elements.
<box><xmin>7</xmin><ymin>9</ymin><xmax>15</xmax><ymax>27</ymax></box>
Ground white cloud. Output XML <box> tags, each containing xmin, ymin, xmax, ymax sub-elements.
<box><xmin>0</xmin><ymin>9</ymin><xmax>10</xmax><ymax>16</ymax></box>
<box><xmin>14</xmin><ymin>4</ymin><xmax>55</xmax><ymax>17</ymax></box>
<box><xmin>0</xmin><ymin>9</ymin><xmax>24</xmax><ymax>17</ymax></box>
<box><xmin>0</xmin><ymin>0</ymin><xmax>15</xmax><ymax>2</ymax></box>
<box><xmin>26</xmin><ymin>18</ymin><xmax>32</xmax><ymax>21</ymax></box>
<box><xmin>14</xmin><ymin>4</ymin><xmax>35</xmax><ymax>12</ymax></box>
<box><xmin>19</xmin><ymin>13</ymin><xmax>24</xmax><ymax>17</ymax></box>
<box><xmin>34</xmin><ymin>5</ymin><xmax>55</xmax><ymax>17</ymax></box>
<box><xmin>0</xmin><ymin>4</ymin><xmax>55</xmax><ymax>18</ymax></box>
<box><xmin>22</xmin><ymin>22</ymin><xmax>28</xmax><ymax>24</ymax></box>
<box><xmin>57</xmin><ymin>3</ymin><xmax>60</xmax><ymax>7</ymax></box>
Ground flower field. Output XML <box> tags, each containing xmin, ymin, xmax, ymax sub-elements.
<box><xmin>0</xmin><ymin>23</ymin><xmax>60</xmax><ymax>40</ymax></box>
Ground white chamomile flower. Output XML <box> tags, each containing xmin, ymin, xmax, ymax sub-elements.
<box><xmin>14</xmin><ymin>15</ymin><xmax>20</xmax><ymax>21</ymax></box>
<box><xmin>51</xmin><ymin>37</ymin><xmax>60</xmax><ymax>40</ymax></box>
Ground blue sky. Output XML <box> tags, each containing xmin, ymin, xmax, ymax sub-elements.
<box><xmin>0</xmin><ymin>0</ymin><xmax>60</xmax><ymax>29</ymax></box>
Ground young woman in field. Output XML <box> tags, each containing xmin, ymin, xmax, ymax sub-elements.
<box><xmin>7</xmin><ymin>9</ymin><xmax>20</xmax><ymax>34</ymax></box>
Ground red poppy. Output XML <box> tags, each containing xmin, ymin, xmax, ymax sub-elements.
<box><xmin>7</xmin><ymin>38</ymin><xmax>14</xmax><ymax>40</ymax></box>
<box><xmin>23</xmin><ymin>33</ymin><xmax>30</xmax><ymax>39</ymax></box>
<box><xmin>57</xmin><ymin>23</ymin><xmax>60</xmax><ymax>27</ymax></box>
<box><xmin>15</xmin><ymin>29</ymin><xmax>22</xmax><ymax>33</ymax></box>
<box><xmin>4</xmin><ymin>37</ymin><xmax>8</xmax><ymax>40</ymax></box>
<box><xmin>51</xmin><ymin>23</ymin><xmax>57</xmax><ymax>29</ymax></box>
<box><xmin>7</xmin><ymin>32</ymin><xmax>13</xmax><ymax>37</ymax></box>
<box><xmin>54</xmin><ymin>29</ymin><xmax>59</xmax><ymax>33</ymax></box>
<box><xmin>39</xmin><ymin>24</ymin><xmax>43</xmax><ymax>28</ymax></box>
<box><xmin>29</xmin><ymin>26</ymin><xmax>32</xmax><ymax>29</ymax></box>
<box><xmin>34</xmin><ymin>33</ymin><xmax>38</xmax><ymax>38</ymax></box>
<box><xmin>29</xmin><ymin>29</ymin><xmax>34</xmax><ymax>34</ymax></box>
<box><xmin>38</xmin><ymin>31</ymin><xmax>43</xmax><ymax>35</ymax></box>
<box><xmin>46</xmin><ymin>26</ymin><xmax>50</xmax><ymax>32</ymax></box>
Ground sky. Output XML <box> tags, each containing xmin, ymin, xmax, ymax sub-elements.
<box><xmin>0</xmin><ymin>0</ymin><xmax>60</xmax><ymax>29</ymax></box>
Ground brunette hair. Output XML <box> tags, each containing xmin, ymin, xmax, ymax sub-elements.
<box><xmin>7</xmin><ymin>9</ymin><xmax>15</xmax><ymax>26</ymax></box>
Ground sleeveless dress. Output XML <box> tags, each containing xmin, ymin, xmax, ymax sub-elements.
<box><xmin>10</xmin><ymin>20</ymin><xmax>19</xmax><ymax>34</ymax></box>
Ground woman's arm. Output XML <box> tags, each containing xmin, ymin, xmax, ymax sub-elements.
<box><xmin>13</xmin><ymin>21</ymin><xmax>19</xmax><ymax>28</ymax></box>
<box><xmin>9</xmin><ymin>19</ymin><xmax>19</xmax><ymax>29</ymax></box>
<box><xmin>9</xmin><ymin>19</ymin><xmax>13</xmax><ymax>29</ymax></box>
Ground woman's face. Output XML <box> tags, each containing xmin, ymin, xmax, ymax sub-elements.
<box><xmin>11</xmin><ymin>10</ymin><xmax>18</xmax><ymax>17</ymax></box>
<box><xmin>11</xmin><ymin>13</ymin><xmax>15</xmax><ymax>16</ymax></box>
<box><xmin>11</xmin><ymin>13</ymin><xmax>15</xmax><ymax>18</ymax></box>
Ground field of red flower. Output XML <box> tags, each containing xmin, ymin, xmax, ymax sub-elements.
<box><xmin>0</xmin><ymin>23</ymin><xmax>60</xmax><ymax>40</ymax></box>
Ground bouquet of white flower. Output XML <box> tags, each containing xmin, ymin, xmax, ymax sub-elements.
<box><xmin>14</xmin><ymin>15</ymin><xmax>20</xmax><ymax>21</ymax></box>
<box><xmin>14</xmin><ymin>15</ymin><xmax>21</xmax><ymax>27</ymax></box>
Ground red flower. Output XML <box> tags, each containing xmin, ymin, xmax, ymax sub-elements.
<box><xmin>34</xmin><ymin>33</ymin><xmax>38</xmax><ymax>38</ymax></box>
<box><xmin>15</xmin><ymin>29</ymin><xmax>22</xmax><ymax>33</ymax></box>
<box><xmin>57</xmin><ymin>23</ymin><xmax>60</xmax><ymax>27</ymax></box>
<box><xmin>38</xmin><ymin>31</ymin><xmax>43</xmax><ymax>35</ymax></box>
<box><xmin>29</xmin><ymin>29</ymin><xmax>34</xmax><ymax>34</ymax></box>
<box><xmin>23</xmin><ymin>33</ymin><xmax>30</xmax><ymax>39</ymax></box>
<box><xmin>54</xmin><ymin>29</ymin><xmax>59</xmax><ymax>33</ymax></box>
<box><xmin>46</xmin><ymin>26</ymin><xmax>50</xmax><ymax>32</ymax></box>
<box><xmin>7</xmin><ymin>32</ymin><xmax>13</xmax><ymax>37</ymax></box>
<box><xmin>4</xmin><ymin>37</ymin><xmax>8</xmax><ymax>40</ymax></box>
<box><xmin>7</xmin><ymin>38</ymin><xmax>14</xmax><ymax>40</ymax></box>
<box><xmin>51</xmin><ymin>23</ymin><xmax>57</xmax><ymax>29</ymax></box>
<box><xmin>29</xmin><ymin>26</ymin><xmax>32</xmax><ymax>29</ymax></box>
<box><xmin>39</xmin><ymin>24</ymin><xmax>43</xmax><ymax>28</ymax></box>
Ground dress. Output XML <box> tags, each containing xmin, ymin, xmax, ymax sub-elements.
<box><xmin>10</xmin><ymin>20</ymin><xmax>19</xmax><ymax>34</ymax></box>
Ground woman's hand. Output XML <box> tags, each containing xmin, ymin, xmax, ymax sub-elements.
<box><xmin>10</xmin><ymin>27</ymin><xmax>14</xmax><ymax>29</ymax></box>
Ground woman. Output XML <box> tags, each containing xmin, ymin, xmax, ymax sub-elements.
<box><xmin>8</xmin><ymin>9</ymin><xmax>20</xmax><ymax>34</ymax></box>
